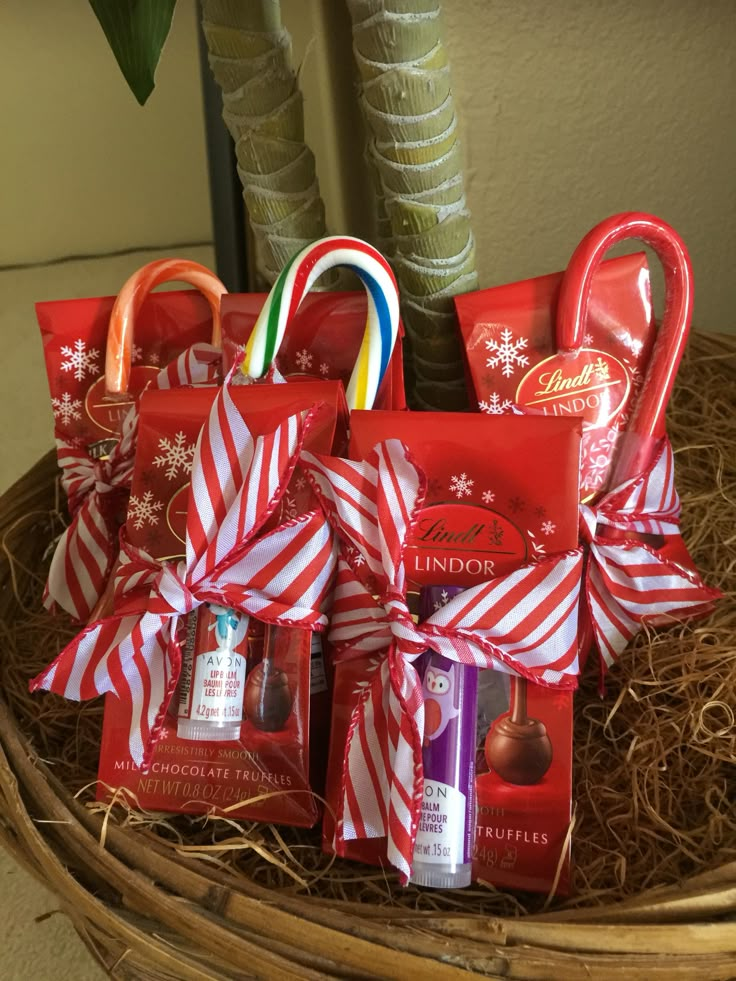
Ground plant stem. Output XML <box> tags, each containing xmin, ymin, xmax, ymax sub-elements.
<box><xmin>346</xmin><ymin>0</ymin><xmax>479</xmax><ymax>409</ymax></box>
<box><xmin>201</xmin><ymin>0</ymin><xmax>329</xmax><ymax>283</ymax></box>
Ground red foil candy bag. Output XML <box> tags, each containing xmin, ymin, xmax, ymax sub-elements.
<box><xmin>457</xmin><ymin>213</ymin><xmax>716</xmax><ymax>677</ymax></box>
<box><xmin>315</xmin><ymin>411</ymin><xmax>582</xmax><ymax>893</ymax></box>
<box><xmin>94</xmin><ymin>381</ymin><xmax>347</xmax><ymax>826</ymax></box>
<box><xmin>38</xmin><ymin>264</ymin><xmax>224</xmax><ymax>460</ymax></box>
<box><xmin>39</xmin><ymin>260</ymin><xmax>226</xmax><ymax>621</ymax></box>
<box><xmin>456</xmin><ymin>251</ymin><xmax>653</xmax><ymax>501</ymax></box>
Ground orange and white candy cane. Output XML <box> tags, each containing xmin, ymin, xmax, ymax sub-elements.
<box><xmin>105</xmin><ymin>258</ymin><xmax>227</xmax><ymax>395</ymax></box>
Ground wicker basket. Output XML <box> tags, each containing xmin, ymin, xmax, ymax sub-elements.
<box><xmin>1</xmin><ymin>332</ymin><xmax>734</xmax><ymax>980</ymax></box>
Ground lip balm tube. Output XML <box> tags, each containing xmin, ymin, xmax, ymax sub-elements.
<box><xmin>177</xmin><ymin>603</ymin><xmax>249</xmax><ymax>741</ymax></box>
<box><xmin>410</xmin><ymin>586</ymin><xmax>479</xmax><ymax>889</ymax></box>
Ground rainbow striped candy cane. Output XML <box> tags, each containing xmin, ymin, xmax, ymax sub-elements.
<box><xmin>241</xmin><ymin>236</ymin><xmax>400</xmax><ymax>410</ymax></box>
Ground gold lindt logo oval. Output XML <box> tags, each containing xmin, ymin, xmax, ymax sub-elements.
<box><xmin>406</xmin><ymin>503</ymin><xmax>527</xmax><ymax>587</ymax></box>
<box><xmin>515</xmin><ymin>349</ymin><xmax>631</xmax><ymax>426</ymax></box>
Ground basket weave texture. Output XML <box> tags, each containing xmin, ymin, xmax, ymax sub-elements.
<box><xmin>0</xmin><ymin>331</ymin><xmax>734</xmax><ymax>980</ymax></box>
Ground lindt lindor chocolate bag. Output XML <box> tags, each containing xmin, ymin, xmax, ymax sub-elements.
<box><xmin>39</xmin><ymin>260</ymin><xmax>226</xmax><ymax>621</ymax></box>
<box><xmin>35</xmin><ymin>381</ymin><xmax>346</xmax><ymax>828</ymax></box>
<box><xmin>306</xmin><ymin>411</ymin><xmax>582</xmax><ymax>893</ymax></box>
<box><xmin>38</xmin><ymin>266</ymin><xmax>223</xmax><ymax>460</ymax></box>
<box><xmin>455</xmin><ymin>251</ymin><xmax>653</xmax><ymax>501</ymax></box>
<box><xmin>457</xmin><ymin>213</ymin><xmax>719</xmax><ymax>677</ymax></box>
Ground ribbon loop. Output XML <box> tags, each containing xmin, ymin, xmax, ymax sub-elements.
<box><xmin>154</xmin><ymin>562</ymin><xmax>196</xmax><ymax>617</ymax></box>
<box><xmin>581</xmin><ymin>436</ymin><xmax>719</xmax><ymax>673</ymax></box>
<box><xmin>44</xmin><ymin>344</ymin><xmax>222</xmax><ymax>621</ymax></box>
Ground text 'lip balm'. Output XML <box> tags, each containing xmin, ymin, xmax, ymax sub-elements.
<box><xmin>410</xmin><ymin>586</ymin><xmax>479</xmax><ymax>889</ymax></box>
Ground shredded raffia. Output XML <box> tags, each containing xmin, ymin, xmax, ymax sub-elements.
<box><xmin>1</xmin><ymin>332</ymin><xmax>733</xmax><ymax>919</ymax></box>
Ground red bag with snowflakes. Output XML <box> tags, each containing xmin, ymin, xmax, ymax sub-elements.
<box><xmin>39</xmin><ymin>260</ymin><xmax>226</xmax><ymax>621</ymax></box>
<box><xmin>457</xmin><ymin>214</ymin><xmax>719</xmax><ymax>679</ymax></box>
<box><xmin>89</xmin><ymin>382</ymin><xmax>347</xmax><ymax>826</ymax></box>
<box><xmin>221</xmin><ymin>291</ymin><xmax>406</xmax><ymax>410</ymax></box>
<box><xmin>305</xmin><ymin>410</ymin><xmax>584</xmax><ymax>893</ymax></box>
<box><xmin>455</xmin><ymin>250</ymin><xmax>653</xmax><ymax>501</ymax></box>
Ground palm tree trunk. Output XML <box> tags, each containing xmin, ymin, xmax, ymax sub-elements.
<box><xmin>347</xmin><ymin>0</ymin><xmax>478</xmax><ymax>410</ymax></box>
<box><xmin>200</xmin><ymin>0</ymin><xmax>328</xmax><ymax>284</ymax></box>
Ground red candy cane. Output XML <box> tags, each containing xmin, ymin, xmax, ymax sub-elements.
<box><xmin>105</xmin><ymin>258</ymin><xmax>227</xmax><ymax>396</ymax></box>
<box><xmin>557</xmin><ymin>213</ymin><xmax>695</xmax><ymax>674</ymax></box>
<box><xmin>557</xmin><ymin>212</ymin><xmax>693</xmax><ymax>483</ymax></box>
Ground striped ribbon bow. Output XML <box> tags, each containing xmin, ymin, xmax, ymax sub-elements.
<box><xmin>32</xmin><ymin>381</ymin><xmax>336</xmax><ymax>770</ymax></box>
<box><xmin>44</xmin><ymin>344</ymin><xmax>222</xmax><ymax>621</ymax></box>
<box><xmin>300</xmin><ymin>439</ymin><xmax>583</xmax><ymax>881</ymax></box>
<box><xmin>580</xmin><ymin>437</ymin><xmax>720</xmax><ymax>672</ymax></box>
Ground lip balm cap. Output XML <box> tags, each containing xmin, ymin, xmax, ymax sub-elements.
<box><xmin>410</xmin><ymin>862</ymin><xmax>472</xmax><ymax>890</ymax></box>
<box><xmin>177</xmin><ymin>720</ymin><xmax>241</xmax><ymax>742</ymax></box>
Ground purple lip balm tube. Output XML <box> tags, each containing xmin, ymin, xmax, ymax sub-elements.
<box><xmin>410</xmin><ymin>586</ymin><xmax>479</xmax><ymax>889</ymax></box>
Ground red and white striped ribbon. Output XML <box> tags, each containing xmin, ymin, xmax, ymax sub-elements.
<box><xmin>32</xmin><ymin>379</ymin><xmax>336</xmax><ymax>769</ymax></box>
<box><xmin>300</xmin><ymin>440</ymin><xmax>583</xmax><ymax>881</ymax></box>
<box><xmin>44</xmin><ymin>343</ymin><xmax>222</xmax><ymax>621</ymax></box>
<box><xmin>579</xmin><ymin>437</ymin><xmax>720</xmax><ymax>671</ymax></box>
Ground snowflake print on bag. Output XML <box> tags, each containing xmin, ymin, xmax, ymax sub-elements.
<box><xmin>482</xmin><ymin>489</ymin><xmax>495</xmax><ymax>504</ymax></box>
<box><xmin>479</xmin><ymin>393</ymin><xmax>513</xmax><ymax>415</ymax></box>
<box><xmin>432</xmin><ymin>589</ymin><xmax>450</xmax><ymax>611</ymax></box>
<box><xmin>581</xmin><ymin>426</ymin><xmax>618</xmax><ymax>493</ymax></box>
<box><xmin>541</xmin><ymin>520</ymin><xmax>556</xmax><ymax>536</ymax></box>
<box><xmin>127</xmin><ymin>491</ymin><xmax>163</xmax><ymax>530</ymax></box>
<box><xmin>132</xmin><ymin>344</ymin><xmax>143</xmax><ymax>364</ymax></box>
<box><xmin>295</xmin><ymin>349</ymin><xmax>313</xmax><ymax>371</ymax></box>
<box><xmin>319</xmin><ymin>362</ymin><xmax>329</xmax><ymax>376</ymax></box>
<box><xmin>51</xmin><ymin>392</ymin><xmax>82</xmax><ymax>424</ymax></box>
<box><xmin>450</xmin><ymin>472</ymin><xmax>474</xmax><ymax>498</ymax></box>
<box><xmin>153</xmin><ymin>432</ymin><xmax>196</xmax><ymax>480</ymax></box>
<box><xmin>624</xmin><ymin>358</ymin><xmax>645</xmax><ymax>399</ymax></box>
<box><xmin>527</xmin><ymin>529</ymin><xmax>546</xmax><ymax>557</ymax></box>
<box><xmin>282</xmin><ymin>496</ymin><xmax>299</xmax><ymax>520</ymax></box>
<box><xmin>485</xmin><ymin>328</ymin><xmax>529</xmax><ymax>378</ymax></box>
<box><xmin>593</xmin><ymin>357</ymin><xmax>610</xmax><ymax>381</ymax></box>
<box><xmin>60</xmin><ymin>339</ymin><xmax>100</xmax><ymax>382</ymax></box>
<box><xmin>508</xmin><ymin>496</ymin><xmax>525</xmax><ymax>513</ymax></box>
<box><xmin>583</xmin><ymin>332</ymin><xmax>593</xmax><ymax>346</ymax></box>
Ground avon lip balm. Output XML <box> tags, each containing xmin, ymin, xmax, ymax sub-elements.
<box><xmin>410</xmin><ymin>586</ymin><xmax>479</xmax><ymax>889</ymax></box>
<box><xmin>177</xmin><ymin>603</ymin><xmax>249</xmax><ymax>742</ymax></box>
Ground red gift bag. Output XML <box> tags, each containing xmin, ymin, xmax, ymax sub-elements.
<box><xmin>455</xmin><ymin>250</ymin><xmax>654</xmax><ymax>501</ymax></box>
<box><xmin>40</xmin><ymin>259</ymin><xmax>226</xmax><ymax>621</ymax></box>
<box><xmin>97</xmin><ymin>381</ymin><xmax>347</xmax><ymax>826</ymax></box>
<box><xmin>34</xmin><ymin>380</ymin><xmax>347</xmax><ymax>828</ymax></box>
<box><xmin>306</xmin><ymin>410</ymin><xmax>583</xmax><ymax>894</ymax></box>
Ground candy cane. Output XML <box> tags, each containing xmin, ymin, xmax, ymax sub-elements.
<box><xmin>557</xmin><ymin>212</ymin><xmax>693</xmax><ymax>483</ymax></box>
<box><xmin>240</xmin><ymin>236</ymin><xmax>400</xmax><ymax>410</ymax></box>
<box><xmin>105</xmin><ymin>258</ymin><xmax>227</xmax><ymax>395</ymax></box>
<box><xmin>557</xmin><ymin>213</ymin><xmax>694</xmax><ymax>678</ymax></box>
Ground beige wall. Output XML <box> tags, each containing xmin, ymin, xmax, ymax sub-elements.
<box><xmin>1</xmin><ymin>1</ymin><xmax>733</xmax><ymax>332</ymax></box>
<box><xmin>0</xmin><ymin>0</ymin><xmax>212</xmax><ymax>265</ymax></box>
<box><xmin>438</xmin><ymin>0</ymin><xmax>736</xmax><ymax>332</ymax></box>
